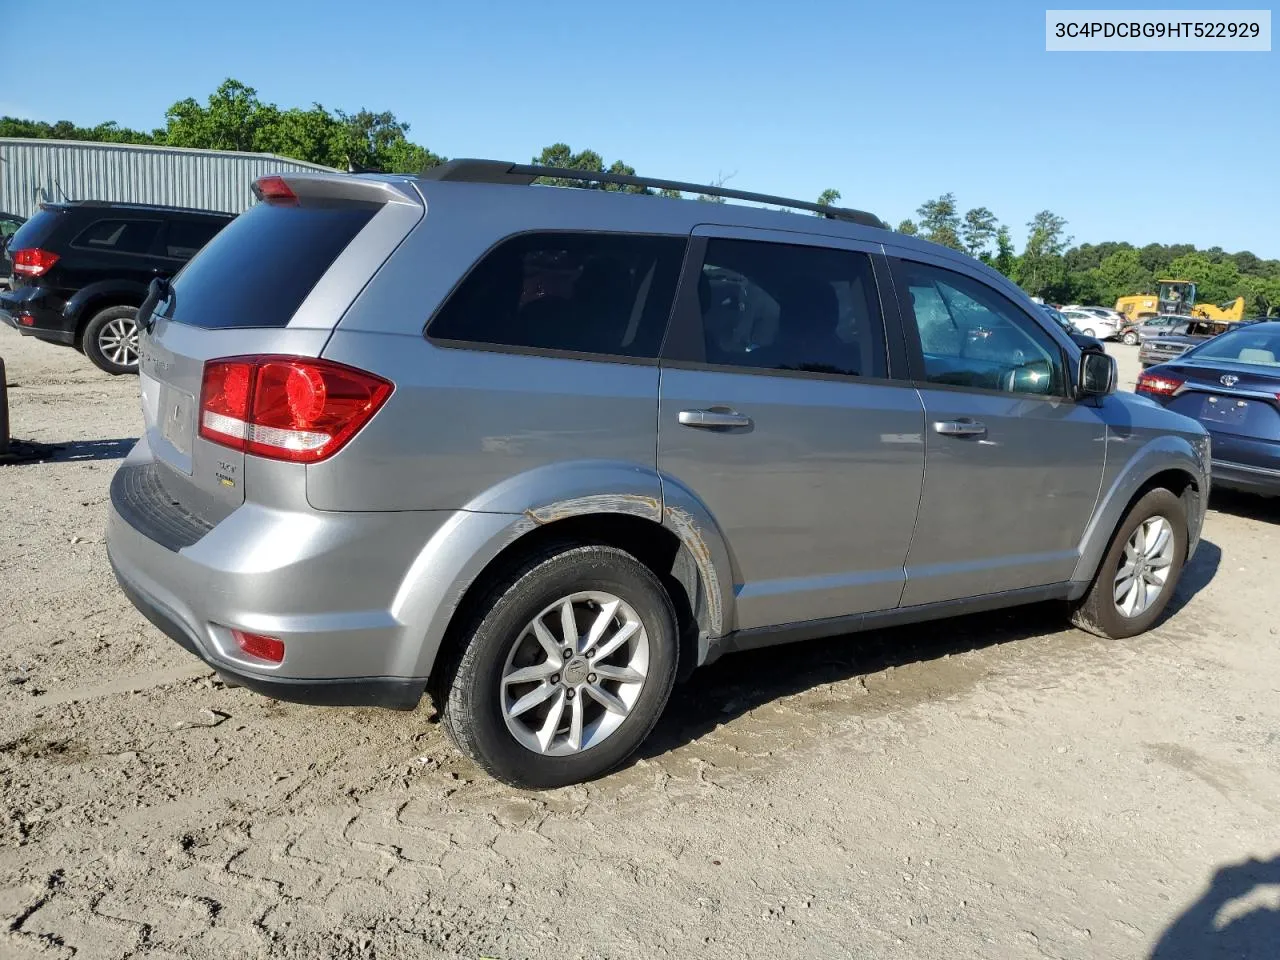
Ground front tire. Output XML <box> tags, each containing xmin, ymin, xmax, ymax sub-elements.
<box><xmin>1082</xmin><ymin>327</ymin><xmax>1096</xmax><ymax>338</ymax></box>
<box><xmin>83</xmin><ymin>306</ymin><xmax>140</xmax><ymax>375</ymax></box>
<box><xmin>441</xmin><ymin>545</ymin><xmax>679</xmax><ymax>788</ymax></box>
<box><xmin>1071</xmin><ymin>488</ymin><xmax>1188</xmax><ymax>639</ymax></box>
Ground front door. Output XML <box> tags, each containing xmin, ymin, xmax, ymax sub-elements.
<box><xmin>889</xmin><ymin>256</ymin><xmax>1108</xmax><ymax>607</ymax></box>
<box><xmin>658</xmin><ymin>230</ymin><xmax>926</xmax><ymax>632</ymax></box>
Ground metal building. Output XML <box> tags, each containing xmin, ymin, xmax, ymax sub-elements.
<box><xmin>0</xmin><ymin>138</ymin><xmax>336</xmax><ymax>219</ymax></box>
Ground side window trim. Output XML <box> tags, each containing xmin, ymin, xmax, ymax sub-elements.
<box><xmin>888</xmin><ymin>254</ymin><xmax>1074</xmax><ymax>400</ymax></box>
<box><xmin>661</xmin><ymin>232</ymin><xmax>895</xmax><ymax>382</ymax></box>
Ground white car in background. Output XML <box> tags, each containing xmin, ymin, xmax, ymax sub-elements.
<box><xmin>1061</xmin><ymin>307</ymin><xmax>1121</xmax><ymax>340</ymax></box>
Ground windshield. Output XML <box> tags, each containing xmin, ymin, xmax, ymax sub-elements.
<box><xmin>1187</xmin><ymin>326</ymin><xmax>1280</xmax><ymax>366</ymax></box>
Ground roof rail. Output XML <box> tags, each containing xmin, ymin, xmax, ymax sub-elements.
<box><xmin>418</xmin><ymin>159</ymin><xmax>886</xmax><ymax>228</ymax></box>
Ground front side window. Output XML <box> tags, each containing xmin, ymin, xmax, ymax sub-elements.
<box><xmin>72</xmin><ymin>219</ymin><xmax>161</xmax><ymax>255</ymax></box>
<box><xmin>695</xmin><ymin>239</ymin><xmax>886</xmax><ymax>378</ymax></box>
<box><xmin>898</xmin><ymin>260</ymin><xmax>1066</xmax><ymax>396</ymax></box>
<box><xmin>429</xmin><ymin>232</ymin><xmax>686</xmax><ymax>358</ymax></box>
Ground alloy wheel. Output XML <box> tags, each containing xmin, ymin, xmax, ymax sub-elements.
<box><xmin>98</xmin><ymin>316</ymin><xmax>139</xmax><ymax>367</ymax></box>
<box><xmin>500</xmin><ymin>591</ymin><xmax>649</xmax><ymax>756</ymax></box>
<box><xmin>1114</xmin><ymin>516</ymin><xmax>1175</xmax><ymax>618</ymax></box>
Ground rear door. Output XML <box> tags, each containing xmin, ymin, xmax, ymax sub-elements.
<box><xmin>140</xmin><ymin>176</ymin><xmax>423</xmax><ymax>518</ymax></box>
<box><xmin>657</xmin><ymin>228</ymin><xmax>925</xmax><ymax>631</ymax></box>
<box><xmin>888</xmin><ymin>254</ymin><xmax>1107</xmax><ymax>606</ymax></box>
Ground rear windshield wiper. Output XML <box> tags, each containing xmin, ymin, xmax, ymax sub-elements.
<box><xmin>137</xmin><ymin>277</ymin><xmax>171</xmax><ymax>334</ymax></box>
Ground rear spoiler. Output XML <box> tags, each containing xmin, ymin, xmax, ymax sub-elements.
<box><xmin>251</xmin><ymin>173</ymin><xmax>422</xmax><ymax>207</ymax></box>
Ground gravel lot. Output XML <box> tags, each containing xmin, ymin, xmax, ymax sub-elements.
<box><xmin>2</xmin><ymin>326</ymin><xmax>1278</xmax><ymax>959</ymax></box>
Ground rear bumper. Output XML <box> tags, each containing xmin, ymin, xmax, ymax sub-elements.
<box><xmin>104</xmin><ymin>440</ymin><xmax>471</xmax><ymax>711</ymax></box>
<box><xmin>111</xmin><ymin>558</ymin><xmax>424</xmax><ymax>709</ymax></box>
<box><xmin>0</xmin><ymin>286</ymin><xmax>75</xmax><ymax>345</ymax></box>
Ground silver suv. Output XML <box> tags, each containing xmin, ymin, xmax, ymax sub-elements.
<box><xmin>106</xmin><ymin>160</ymin><xmax>1210</xmax><ymax>787</ymax></box>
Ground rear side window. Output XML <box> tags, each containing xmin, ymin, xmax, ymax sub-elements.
<box><xmin>160</xmin><ymin>201</ymin><xmax>377</xmax><ymax>329</ymax></box>
<box><xmin>163</xmin><ymin>220</ymin><xmax>225</xmax><ymax>260</ymax></box>
<box><xmin>72</xmin><ymin>219</ymin><xmax>161</xmax><ymax>254</ymax></box>
<box><xmin>428</xmin><ymin>232</ymin><xmax>687</xmax><ymax>359</ymax></box>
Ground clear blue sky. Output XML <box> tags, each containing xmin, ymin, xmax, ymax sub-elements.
<box><xmin>6</xmin><ymin>0</ymin><xmax>1277</xmax><ymax>256</ymax></box>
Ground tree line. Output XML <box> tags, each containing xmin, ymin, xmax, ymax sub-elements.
<box><xmin>897</xmin><ymin>194</ymin><xmax>1278</xmax><ymax>316</ymax></box>
<box><xmin>3</xmin><ymin>79</ymin><xmax>1275</xmax><ymax>315</ymax></box>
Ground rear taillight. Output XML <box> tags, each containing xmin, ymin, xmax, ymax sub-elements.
<box><xmin>1136</xmin><ymin>373</ymin><xmax>1184</xmax><ymax>397</ymax></box>
<box><xmin>254</xmin><ymin>175</ymin><xmax>297</xmax><ymax>204</ymax></box>
<box><xmin>198</xmin><ymin>356</ymin><xmax>392</xmax><ymax>463</ymax></box>
<box><xmin>232</xmin><ymin>630</ymin><xmax>285</xmax><ymax>664</ymax></box>
<box><xmin>11</xmin><ymin>248</ymin><xmax>60</xmax><ymax>277</ymax></box>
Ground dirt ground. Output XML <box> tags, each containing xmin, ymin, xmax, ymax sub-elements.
<box><xmin>2</xmin><ymin>325</ymin><xmax>1278</xmax><ymax>960</ymax></box>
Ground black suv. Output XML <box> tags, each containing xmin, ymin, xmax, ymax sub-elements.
<box><xmin>0</xmin><ymin>202</ymin><xmax>233</xmax><ymax>373</ymax></box>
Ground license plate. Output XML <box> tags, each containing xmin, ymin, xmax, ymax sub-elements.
<box><xmin>1200</xmin><ymin>395</ymin><xmax>1249</xmax><ymax>427</ymax></box>
<box><xmin>160</xmin><ymin>386</ymin><xmax>196</xmax><ymax>460</ymax></box>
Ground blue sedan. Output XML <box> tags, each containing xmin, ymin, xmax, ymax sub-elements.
<box><xmin>1136</xmin><ymin>320</ymin><xmax>1280</xmax><ymax>496</ymax></box>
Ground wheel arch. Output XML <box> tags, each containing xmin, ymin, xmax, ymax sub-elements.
<box><xmin>65</xmin><ymin>281</ymin><xmax>147</xmax><ymax>348</ymax></box>
<box><xmin>396</xmin><ymin>464</ymin><xmax>736</xmax><ymax>694</ymax></box>
<box><xmin>1072</xmin><ymin>438</ymin><xmax>1206</xmax><ymax>593</ymax></box>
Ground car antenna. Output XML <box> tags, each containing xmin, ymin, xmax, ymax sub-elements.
<box><xmin>52</xmin><ymin>176</ymin><xmax>72</xmax><ymax>202</ymax></box>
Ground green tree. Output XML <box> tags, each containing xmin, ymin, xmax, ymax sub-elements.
<box><xmin>163</xmin><ymin>79</ymin><xmax>280</xmax><ymax>153</ymax></box>
<box><xmin>993</xmin><ymin>226</ymin><xmax>1017</xmax><ymax>277</ymax></box>
<box><xmin>897</xmin><ymin>219</ymin><xmax>919</xmax><ymax>236</ymax></box>
<box><xmin>1089</xmin><ymin>248</ymin><xmax>1154</xmax><ymax>305</ymax></box>
<box><xmin>815</xmin><ymin>188</ymin><xmax>841</xmax><ymax>213</ymax></box>
<box><xmin>916</xmin><ymin>193</ymin><xmax>963</xmax><ymax>250</ymax></box>
<box><xmin>1018</xmin><ymin>210</ymin><xmax>1071</xmax><ymax>298</ymax></box>
<box><xmin>961</xmin><ymin>207</ymin><xmax>999</xmax><ymax>259</ymax></box>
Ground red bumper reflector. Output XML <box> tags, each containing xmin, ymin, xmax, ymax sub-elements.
<box><xmin>232</xmin><ymin>630</ymin><xmax>285</xmax><ymax>664</ymax></box>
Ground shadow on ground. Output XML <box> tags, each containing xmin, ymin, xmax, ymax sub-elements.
<box><xmin>1149</xmin><ymin>856</ymin><xmax>1280</xmax><ymax>959</ymax></box>
<box><xmin>52</xmin><ymin>437</ymin><xmax>137</xmax><ymax>462</ymax></box>
<box><xmin>0</xmin><ymin>437</ymin><xmax>136</xmax><ymax>464</ymax></box>
<box><xmin>1210</xmin><ymin>488</ymin><xmax>1280</xmax><ymax>524</ymax></box>
<box><xmin>641</xmin><ymin>537</ymin><xmax>1221</xmax><ymax>761</ymax></box>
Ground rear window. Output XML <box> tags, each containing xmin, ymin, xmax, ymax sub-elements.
<box><xmin>428</xmin><ymin>232</ymin><xmax>686</xmax><ymax>358</ymax></box>
<box><xmin>73</xmin><ymin>219</ymin><xmax>162</xmax><ymax>254</ymax></box>
<box><xmin>7</xmin><ymin>209</ymin><xmax>62</xmax><ymax>251</ymax></box>
<box><xmin>1192</xmin><ymin>327</ymin><xmax>1280</xmax><ymax>365</ymax></box>
<box><xmin>159</xmin><ymin>201</ymin><xmax>377</xmax><ymax>329</ymax></box>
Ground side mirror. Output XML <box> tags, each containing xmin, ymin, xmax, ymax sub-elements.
<box><xmin>1078</xmin><ymin>349</ymin><xmax>1117</xmax><ymax>397</ymax></box>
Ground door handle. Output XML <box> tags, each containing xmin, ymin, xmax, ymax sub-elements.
<box><xmin>933</xmin><ymin>419</ymin><xmax>987</xmax><ymax>438</ymax></box>
<box><xmin>678</xmin><ymin>408</ymin><xmax>753</xmax><ymax>429</ymax></box>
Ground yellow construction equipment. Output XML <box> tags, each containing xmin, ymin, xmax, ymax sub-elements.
<box><xmin>1115</xmin><ymin>280</ymin><xmax>1245</xmax><ymax>323</ymax></box>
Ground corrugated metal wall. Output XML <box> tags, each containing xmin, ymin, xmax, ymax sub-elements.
<box><xmin>0</xmin><ymin>139</ymin><xmax>336</xmax><ymax>218</ymax></box>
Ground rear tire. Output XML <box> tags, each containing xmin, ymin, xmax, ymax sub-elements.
<box><xmin>440</xmin><ymin>544</ymin><xmax>679</xmax><ymax>789</ymax></box>
<box><xmin>1071</xmin><ymin>488</ymin><xmax>1188</xmax><ymax>639</ymax></box>
<box><xmin>83</xmin><ymin>306</ymin><xmax>140</xmax><ymax>375</ymax></box>
<box><xmin>1123</xmin><ymin>331</ymin><xmax>1139</xmax><ymax>346</ymax></box>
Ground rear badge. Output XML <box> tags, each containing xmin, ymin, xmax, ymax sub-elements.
<box><xmin>215</xmin><ymin>460</ymin><xmax>238</xmax><ymax>488</ymax></box>
<box><xmin>1220</xmin><ymin>374</ymin><xmax>1239</xmax><ymax>387</ymax></box>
